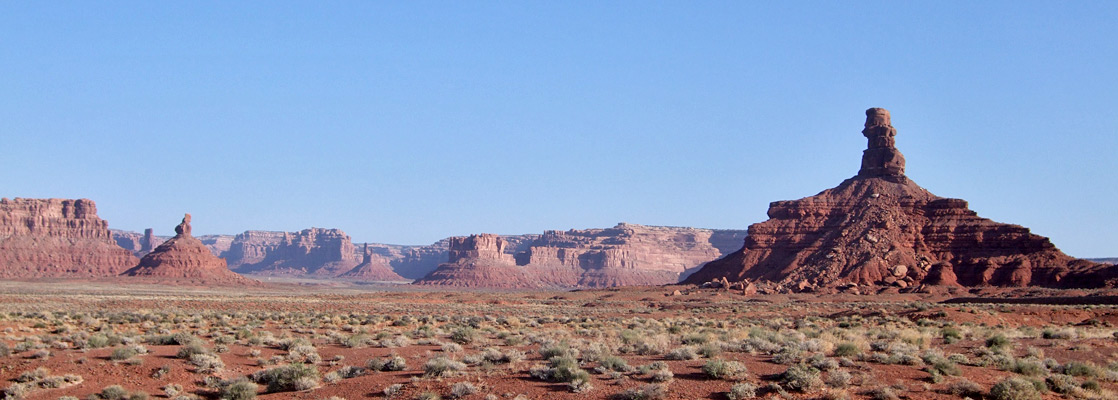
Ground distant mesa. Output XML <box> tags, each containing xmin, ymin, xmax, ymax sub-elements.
<box><xmin>685</xmin><ymin>108</ymin><xmax>1118</xmax><ymax>291</ymax></box>
<box><xmin>339</xmin><ymin>243</ymin><xmax>408</xmax><ymax>282</ymax></box>
<box><xmin>413</xmin><ymin>224</ymin><xmax>748</xmax><ymax>289</ymax></box>
<box><xmin>223</xmin><ymin>228</ymin><xmax>361</xmax><ymax>277</ymax></box>
<box><xmin>0</xmin><ymin>198</ymin><xmax>137</xmax><ymax>278</ymax></box>
<box><xmin>122</xmin><ymin>213</ymin><xmax>259</xmax><ymax>286</ymax></box>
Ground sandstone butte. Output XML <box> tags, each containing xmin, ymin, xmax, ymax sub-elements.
<box><xmin>684</xmin><ymin>108</ymin><xmax>1118</xmax><ymax>291</ymax></box>
<box><xmin>0</xmin><ymin>198</ymin><xmax>138</xmax><ymax>278</ymax></box>
<box><xmin>414</xmin><ymin>224</ymin><xmax>747</xmax><ymax>288</ymax></box>
<box><xmin>338</xmin><ymin>243</ymin><xmax>408</xmax><ymax>282</ymax></box>
<box><xmin>122</xmin><ymin>214</ymin><xmax>259</xmax><ymax>286</ymax></box>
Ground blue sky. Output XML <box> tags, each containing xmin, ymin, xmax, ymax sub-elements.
<box><xmin>2</xmin><ymin>2</ymin><xmax>1115</xmax><ymax>257</ymax></box>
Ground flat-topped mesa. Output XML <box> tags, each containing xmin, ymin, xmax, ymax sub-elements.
<box><xmin>858</xmin><ymin>107</ymin><xmax>906</xmax><ymax>180</ymax></box>
<box><xmin>448</xmin><ymin>234</ymin><xmax>515</xmax><ymax>264</ymax></box>
<box><xmin>0</xmin><ymin>198</ymin><xmax>138</xmax><ymax>277</ymax></box>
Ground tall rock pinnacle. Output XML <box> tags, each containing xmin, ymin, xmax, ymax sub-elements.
<box><xmin>858</xmin><ymin>107</ymin><xmax>906</xmax><ymax>179</ymax></box>
<box><xmin>684</xmin><ymin>108</ymin><xmax>1117</xmax><ymax>290</ymax></box>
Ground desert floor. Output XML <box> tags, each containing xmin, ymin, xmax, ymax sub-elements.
<box><xmin>1</xmin><ymin>281</ymin><xmax>1117</xmax><ymax>400</ymax></box>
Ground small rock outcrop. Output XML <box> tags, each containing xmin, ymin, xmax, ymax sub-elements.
<box><xmin>122</xmin><ymin>214</ymin><xmax>257</xmax><ymax>285</ymax></box>
<box><xmin>339</xmin><ymin>244</ymin><xmax>408</xmax><ymax>282</ymax></box>
<box><xmin>685</xmin><ymin>108</ymin><xmax>1118</xmax><ymax>290</ymax></box>
<box><xmin>0</xmin><ymin>198</ymin><xmax>137</xmax><ymax>278</ymax></box>
<box><xmin>413</xmin><ymin>234</ymin><xmax>542</xmax><ymax>288</ymax></box>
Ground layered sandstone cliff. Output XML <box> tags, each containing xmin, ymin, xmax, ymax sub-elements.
<box><xmin>0</xmin><ymin>198</ymin><xmax>138</xmax><ymax>278</ymax></box>
<box><xmin>112</xmin><ymin>228</ymin><xmax>167</xmax><ymax>257</ymax></box>
<box><xmin>224</xmin><ymin>228</ymin><xmax>359</xmax><ymax>276</ymax></box>
<box><xmin>414</xmin><ymin>234</ymin><xmax>542</xmax><ymax>288</ymax></box>
<box><xmin>685</xmin><ymin>108</ymin><xmax>1118</xmax><ymax>290</ymax></box>
<box><xmin>414</xmin><ymin>224</ymin><xmax>748</xmax><ymax>288</ymax></box>
<box><xmin>122</xmin><ymin>214</ymin><xmax>257</xmax><ymax>285</ymax></box>
<box><xmin>339</xmin><ymin>244</ymin><xmax>408</xmax><ymax>281</ymax></box>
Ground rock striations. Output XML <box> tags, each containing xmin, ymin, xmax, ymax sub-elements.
<box><xmin>224</xmin><ymin>228</ymin><xmax>359</xmax><ymax>277</ymax></box>
<box><xmin>414</xmin><ymin>224</ymin><xmax>748</xmax><ymax>288</ymax></box>
<box><xmin>123</xmin><ymin>214</ymin><xmax>257</xmax><ymax>286</ymax></box>
<box><xmin>685</xmin><ymin>108</ymin><xmax>1117</xmax><ymax>290</ymax></box>
<box><xmin>414</xmin><ymin>234</ymin><xmax>542</xmax><ymax>288</ymax></box>
<box><xmin>0</xmin><ymin>198</ymin><xmax>138</xmax><ymax>278</ymax></box>
<box><xmin>339</xmin><ymin>244</ymin><xmax>408</xmax><ymax>282</ymax></box>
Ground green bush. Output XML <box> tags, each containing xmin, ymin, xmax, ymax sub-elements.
<box><xmin>423</xmin><ymin>356</ymin><xmax>466</xmax><ymax>378</ymax></box>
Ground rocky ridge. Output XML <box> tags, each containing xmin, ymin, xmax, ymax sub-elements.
<box><xmin>0</xmin><ymin>198</ymin><xmax>137</xmax><ymax>278</ymax></box>
<box><xmin>223</xmin><ymin>228</ymin><xmax>359</xmax><ymax>277</ymax></box>
<box><xmin>684</xmin><ymin>108</ymin><xmax>1117</xmax><ymax>291</ymax></box>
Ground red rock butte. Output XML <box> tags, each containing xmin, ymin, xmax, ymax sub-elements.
<box><xmin>122</xmin><ymin>214</ymin><xmax>259</xmax><ymax>286</ymax></box>
<box><xmin>339</xmin><ymin>243</ymin><xmax>408</xmax><ymax>282</ymax></box>
<box><xmin>685</xmin><ymin>108</ymin><xmax>1117</xmax><ymax>290</ymax></box>
<box><xmin>0</xmin><ymin>198</ymin><xmax>137</xmax><ymax>278</ymax></box>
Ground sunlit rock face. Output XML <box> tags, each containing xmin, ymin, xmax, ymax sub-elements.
<box><xmin>685</xmin><ymin>108</ymin><xmax>1117</xmax><ymax>290</ymax></box>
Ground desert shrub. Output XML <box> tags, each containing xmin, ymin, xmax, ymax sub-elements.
<box><xmin>441</xmin><ymin>342</ymin><xmax>463</xmax><ymax>353</ymax></box>
<box><xmin>867</xmin><ymin>386</ymin><xmax>899</xmax><ymax>400</ymax></box>
<box><xmin>322</xmin><ymin>371</ymin><xmax>341</xmax><ymax>384</ymax></box>
<box><xmin>727</xmin><ymin>382</ymin><xmax>757</xmax><ymax>400</ymax></box>
<box><xmin>539</xmin><ymin>342</ymin><xmax>577</xmax><ymax>360</ymax></box>
<box><xmin>1060</xmin><ymin>361</ymin><xmax>1098</xmax><ymax>377</ymax></box>
<box><xmin>1041</xmin><ymin>328</ymin><xmax>1076</xmax><ymax>340</ymax></box>
<box><xmin>450</xmin><ymin>327</ymin><xmax>477</xmax><ymax>345</ymax></box>
<box><xmin>1009</xmin><ymin>358</ymin><xmax>1045</xmax><ymax>377</ymax></box>
<box><xmin>945</xmin><ymin>378</ymin><xmax>984</xmax><ymax>397</ymax></box>
<box><xmin>611</xmin><ymin>383</ymin><xmax>667</xmax><ymax>400</ymax></box>
<box><xmin>336</xmin><ymin>365</ymin><xmax>366</xmax><ymax>379</ymax></box>
<box><xmin>343</xmin><ymin>334</ymin><xmax>369</xmax><ymax>348</ymax></box>
<box><xmin>0</xmin><ymin>342</ymin><xmax>10</xmax><ymax>357</ymax></box>
<box><xmin>219</xmin><ymin>380</ymin><xmax>258</xmax><ymax>400</ymax></box>
<box><xmin>699</xmin><ymin>342</ymin><xmax>723</xmax><ymax>358</ymax></box>
<box><xmin>111</xmin><ymin>345</ymin><xmax>147</xmax><ymax>361</ymax></box>
<box><xmin>97</xmin><ymin>385</ymin><xmax>130</xmax><ymax>400</ymax></box>
<box><xmin>598</xmin><ymin>355</ymin><xmax>631</xmax><ymax>372</ymax></box>
<box><xmin>177</xmin><ymin>342</ymin><xmax>209</xmax><ymax>359</ymax></box>
<box><xmin>449</xmin><ymin>382</ymin><xmax>478</xmax><ymax>398</ymax></box>
<box><xmin>163</xmin><ymin>384</ymin><xmax>183</xmax><ymax>397</ymax></box>
<box><xmin>383</xmin><ymin>383</ymin><xmax>403</xmax><ymax>398</ymax></box>
<box><xmin>833</xmin><ymin>343</ymin><xmax>860</xmax><ymax>357</ymax></box>
<box><xmin>702</xmin><ymin>359</ymin><xmax>747</xmax><ymax>381</ymax></box>
<box><xmin>2</xmin><ymin>383</ymin><xmax>32</xmax><ymax>400</ymax></box>
<box><xmin>782</xmin><ymin>364</ymin><xmax>822</xmax><ymax>392</ymax></box>
<box><xmin>286</xmin><ymin>343</ymin><xmax>321</xmax><ymax>364</ymax></box>
<box><xmin>1045</xmin><ymin>374</ymin><xmax>1080</xmax><ymax>394</ymax></box>
<box><xmin>416</xmin><ymin>392</ymin><xmax>441</xmax><ymax>400</ymax></box>
<box><xmin>986</xmin><ymin>334</ymin><xmax>1011</xmax><ymax>350</ymax></box>
<box><xmin>251</xmin><ymin>363</ymin><xmax>320</xmax><ymax>392</ymax></box>
<box><xmin>665</xmin><ymin>346</ymin><xmax>699</xmax><ymax>360</ymax></box>
<box><xmin>190</xmin><ymin>353</ymin><xmax>225</xmax><ymax>374</ymax></box>
<box><xmin>989</xmin><ymin>377</ymin><xmax>1041</xmax><ymax>400</ymax></box>
<box><xmin>15</xmin><ymin>367</ymin><xmax>49</xmax><ymax>383</ymax></box>
<box><xmin>941</xmin><ymin>327</ymin><xmax>962</xmax><ymax>344</ymax></box>
<box><xmin>423</xmin><ymin>356</ymin><xmax>467</xmax><ymax>378</ymax></box>
<box><xmin>681</xmin><ymin>333</ymin><xmax>709</xmax><ymax>345</ymax></box>
<box><xmin>826</xmin><ymin>370</ymin><xmax>852</xmax><ymax>388</ymax></box>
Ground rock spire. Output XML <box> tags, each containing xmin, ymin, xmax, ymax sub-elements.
<box><xmin>685</xmin><ymin>108</ymin><xmax>1117</xmax><ymax>290</ymax></box>
<box><xmin>123</xmin><ymin>214</ymin><xmax>258</xmax><ymax>286</ymax></box>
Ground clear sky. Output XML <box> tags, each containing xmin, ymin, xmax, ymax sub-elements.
<box><xmin>2</xmin><ymin>2</ymin><xmax>1115</xmax><ymax>257</ymax></box>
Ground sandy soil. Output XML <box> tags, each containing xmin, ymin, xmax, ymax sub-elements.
<box><xmin>1</xmin><ymin>281</ymin><xmax>1117</xmax><ymax>399</ymax></box>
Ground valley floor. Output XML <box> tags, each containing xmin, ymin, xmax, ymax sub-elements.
<box><xmin>1</xmin><ymin>281</ymin><xmax>1117</xmax><ymax>399</ymax></box>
